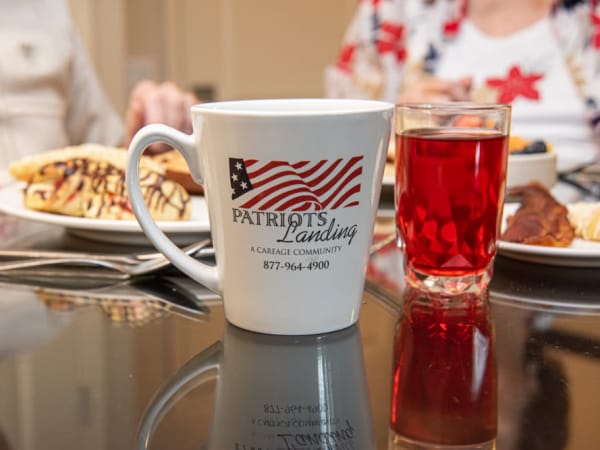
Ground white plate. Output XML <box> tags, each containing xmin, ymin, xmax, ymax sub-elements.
<box><xmin>498</xmin><ymin>203</ymin><xmax>600</xmax><ymax>267</ymax></box>
<box><xmin>0</xmin><ymin>183</ymin><xmax>210</xmax><ymax>245</ymax></box>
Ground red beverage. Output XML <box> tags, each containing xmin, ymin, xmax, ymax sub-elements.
<box><xmin>390</xmin><ymin>289</ymin><xmax>497</xmax><ymax>446</ymax></box>
<box><xmin>395</xmin><ymin>128</ymin><xmax>508</xmax><ymax>277</ymax></box>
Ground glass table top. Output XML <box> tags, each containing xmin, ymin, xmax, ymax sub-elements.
<box><xmin>0</xmin><ymin>216</ymin><xmax>598</xmax><ymax>450</ymax></box>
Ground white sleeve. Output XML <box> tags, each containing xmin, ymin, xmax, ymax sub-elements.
<box><xmin>64</xmin><ymin>20</ymin><xmax>124</xmax><ymax>147</ymax></box>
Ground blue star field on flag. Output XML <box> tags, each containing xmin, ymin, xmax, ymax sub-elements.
<box><xmin>230</xmin><ymin>158</ymin><xmax>254</xmax><ymax>200</ymax></box>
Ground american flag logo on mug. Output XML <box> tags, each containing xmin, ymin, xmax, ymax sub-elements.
<box><xmin>229</xmin><ymin>157</ymin><xmax>363</xmax><ymax>211</ymax></box>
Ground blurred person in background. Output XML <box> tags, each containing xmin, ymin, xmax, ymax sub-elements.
<box><xmin>326</xmin><ymin>0</ymin><xmax>600</xmax><ymax>170</ymax></box>
<box><xmin>0</xmin><ymin>0</ymin><xmax>196</xmax><ymax>180</ymax></box>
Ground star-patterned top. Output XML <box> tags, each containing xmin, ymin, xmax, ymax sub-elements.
<box><xmin>325</xmin><ymin>0</ymin><xmax>600</xmax><ymax>137</ymax></box>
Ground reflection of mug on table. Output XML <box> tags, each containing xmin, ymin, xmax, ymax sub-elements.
<box><xmin>395</xmin><ymin>104</ymin><xmax>511</xmax><ymax>294</ymax></box>
<box><xmin>137</xmin><ymin>324</ymin><xmax>375</xmax><ymax>450</ymax></box>
<box><xmin>127</xmin><ymin>99</ymin><xmax>393</xmax><ymax>334</ymax></box>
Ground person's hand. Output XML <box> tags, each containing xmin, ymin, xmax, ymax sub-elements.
<box><xmin>398</xmin><ymin>76</ymin><xmax>472</xmax><ymax>103</ymax></box>
<box><xmin>125</xmin><ymin>80</ymin><xmax>198</xmax><ymax>154</ymax></box>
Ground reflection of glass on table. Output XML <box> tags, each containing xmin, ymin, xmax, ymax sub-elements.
<box><xmin>390</xmin><ymin>287</ymin><xmax>497</xmax><ymax>450</ymax></box>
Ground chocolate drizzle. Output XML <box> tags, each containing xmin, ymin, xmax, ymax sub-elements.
<box><xmin>25</xmin><ymin>157</ymin><xmax>191</xmax><ymax>220</ymax></box>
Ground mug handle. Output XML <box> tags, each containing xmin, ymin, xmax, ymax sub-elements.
<box><xmin>136</xmin><ymin>342</ymin><xmax>222</xmax><ymax>449</ymax></box>
<box><xmin>127</xmin><ymin>124</ymin><xmax>221</xmax><ymax>293</ymax></box>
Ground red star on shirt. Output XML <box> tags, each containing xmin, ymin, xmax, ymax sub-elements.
<box><xmin>376</xmin><ymin>21</ymin><xmax>407</xmax><ymax>62</ymax></box>
<box><xmin>443</xmin><ymin>18</ymin><xmax>462</xmax><ymax>36</ymax></box>
<box><xmin>485</xmin><ymin>65</ymin><xmax>544</xmax><ymax>103</ymax></box>
<box><xmin>592</xmin><ymin>12</ymin><xmax>600</xmax><ymax>49</ymax></box>
<box><xmin>443</xmin><ymin>0</ymin><xmax>468</xmax><ymax>37</ymax></box>
<box><xmin>336</xmin><ymin>44</ymin><xmax>355</xmax><ymax>73</ymax></box>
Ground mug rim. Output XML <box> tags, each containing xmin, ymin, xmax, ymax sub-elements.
<box><xmin>191</xmin><ymin>98</ymin><xmax>394</xmax><ymax>116</ymax></box>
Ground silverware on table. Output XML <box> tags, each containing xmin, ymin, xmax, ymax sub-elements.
<box><xmin>0</xmin><ymin>232</ymin><xmax>393</xmax><ymax>279</ymax></box>
<box><xmin>370</xmin><ymin>233</ymin><xmax>397</xmax><ymax>254</ymax></box>
<box><xmin>0</xmin><ymin>243</ymin><xmax>214</xmax><ymax>264</ymax></box>
<box><xmin>0</xmin><ymin>239</ymin><xmax>214</xmax><ymax>279</ymax></box>
<box><xmin>558</xmin><ymin>160</ymin><xmax>600</xmax><ymax>199</ymax></box>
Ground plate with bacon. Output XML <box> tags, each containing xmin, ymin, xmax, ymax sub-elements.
<box><xmin>498</xmin><ymin>182</ymin><xmax>600</xmax><ymax>267</ymax></box>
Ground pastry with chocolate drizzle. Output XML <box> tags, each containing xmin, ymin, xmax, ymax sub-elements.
<box><xmin>9</xmin><ymin>144</ymin><xmax>191</xmax><ymax>221</ymax></box>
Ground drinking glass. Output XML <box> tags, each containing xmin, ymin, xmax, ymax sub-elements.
<box><xmin>395</xmin><ymin>103</ymin><xmax>511</xmax><ymax>294</ymax></box>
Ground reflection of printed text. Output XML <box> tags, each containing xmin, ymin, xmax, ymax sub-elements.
<box><xmin>277</xmin><ymin>419</ymin><xmax>356</xmax><ymax>449</ymax></box>
<box><xmin>251</xmin><ymin>417</ymin><xmax>340</xmax><ymax>428</ymax></box>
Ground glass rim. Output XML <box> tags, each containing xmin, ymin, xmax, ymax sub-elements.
<box><xmin>396</xmin><ymin>102</ymin><xmax>511</xmax><ymax>113</ymax></box>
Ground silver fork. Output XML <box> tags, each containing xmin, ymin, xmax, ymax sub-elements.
<box><xmin>0</xmin><ymin>239</ymin><xmax>213</xmax><ymax>278</ymax></box>
<box><xmin>0</xmin><ymin>245</ymin><xmax>208</xmax><ymax>264</ymax></box>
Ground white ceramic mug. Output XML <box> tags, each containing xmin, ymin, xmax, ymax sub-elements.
<box><xmin>137</xmin><ymin>324</ymin><xmax>375</xmax><ymax>450</ymax></box>
<box><xmin>127</xmin><ymin>99</ymin><xmax>393</xmax><ymax>334</ymax></box>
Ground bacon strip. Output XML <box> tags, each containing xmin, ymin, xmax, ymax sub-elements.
<box><xmin>501</xmin><ymin>182</ymin><xmax>575</xmax><ymax>247</ymax></box>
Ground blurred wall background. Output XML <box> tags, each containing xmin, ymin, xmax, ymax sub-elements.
<box><xmin>67</xmin><ymin>0</ymin><xmax>356</xmax><ymax>114</ymax></box>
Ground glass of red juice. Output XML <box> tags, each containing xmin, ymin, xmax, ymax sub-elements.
<box><xmin>390</xmin><ymin>287</ymin><xmax>497</xmax><ymax>450</ymax></box>
<box><xmin>395</xmin><ymin>103</ymin><xmax>511</xmax><ymax>294</ymax></box>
